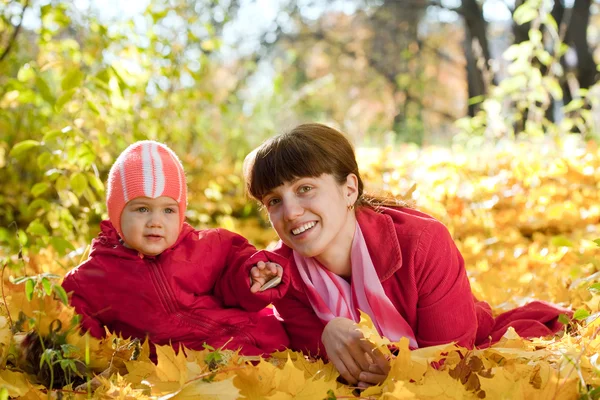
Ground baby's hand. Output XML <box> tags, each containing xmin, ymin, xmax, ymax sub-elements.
<box><xmin>250</xmin><ymin>261</ymin><xmax>283</xmax><ymax>293</ymax></box>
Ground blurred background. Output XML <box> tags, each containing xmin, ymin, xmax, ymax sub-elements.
<box><xmin>3</xmin><ymin>2</ymin><xmax>600</xmax><ymax>394</ymax></box>
<box><xmin>0</xmin><ymin>0</ymin><xmax>599</xmax><ymax>261</ymax></box>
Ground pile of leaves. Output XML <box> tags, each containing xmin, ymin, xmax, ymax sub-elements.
<box><xmin>1</xmin><ymin>137</ymin><xmax>600</xmax><ymax>399</ymax></box>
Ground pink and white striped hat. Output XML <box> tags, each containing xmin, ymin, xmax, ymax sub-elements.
<box><xmin>106</xmin><ymin>140</ymin><xmax>187</xmax><ymax>238</ymax></box>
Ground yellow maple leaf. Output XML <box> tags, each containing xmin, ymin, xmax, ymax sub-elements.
<box><xmin>291</xmin><ymin>376</ymin><xmax>337</xmax><ymax>400</ymax></box>
<box><xmin>362</xmin><ymin>383</ymin><xmax>384</xmax><ymax>397</ymax></box>
<box><xmin>386</xmin><ymin>337</ymin><xmax>427</xmax><ymax>383</ymax></box>
<box><xmin>168</xmin><ymin>377</ymin><xmax>240</xmax><ymax>400</ymax></box>
<box><xmin>0</xmin><ymin>316</ymin><xmax>12</xmax><ymax>361</ymax></box>
<box><xmin>267</xmin><ymin>378</ymin><xmax>336</xmax><ymax>400</ymax></box>
<box><xmin>356</xmin><ymin>310</ymin><xmax>393</xmax><ymax>351</ymax></box>
<box><xmin>523</xmin><ymin>362</ymin><xmax>579</xmax><ymax>400</ymax></box>
<box><xmin>276</xmin><ymin>356</ymin><xmax>306</xmax><ymax>395</ymax></box>
<box><xmin>124</xmin><ymin>359</ymin><xmax>156</xmax><ymax>385</ymax></box>
<box><xmin>492</xmin><ymin>327</ymin><xmax>529</xmax><ymax>349</ymax></box>
<box><xmin>382</xmin><ymin>381</ymin><xmax>417</xmax><ymax>399</ymax></box>
<box><xmin>411</xmin><ymin>342</ymin><xmax>460</xmax><ymax>363</ymax></box>
<box><xmin>292</xmin><ymin>354</ymin><xmax>339</xmax><ymax>382</ymax></box>
<box><xmin>406</xmin><ymin>367</ymin><xmax>472</xmax><ymax>399</ymax></box>
<box><xmin>478</xmin><ymin>364</ymin><xmax>539</xmax><ymax>399</ymax></box>
<box><xmin>233</xmin><ymin>359</ymin><xmax>280</xmax><ymax>399</ymax></box>
<box><xmin>270</xmin><ymin>349</ymin><xmax>300</xmax><ymax>360</ymax></box>
<box><xmin>95</xmin><ymin>373</ymin><xmax>152</xmax><ymax>399</ymax></box>
<box><xmin>267</xmin><ymin>392</ymin><xmax>294</xmax><ymax>400</ymax></box>
<box><xmin>0</xmin><ymin>370</ymin><xmax>30</xmax><ymax>397</ymax></box>
<box><xmin>155</xmin><ymin>344</ymin><xmax>188</xmax><ymax>384</ymax></box>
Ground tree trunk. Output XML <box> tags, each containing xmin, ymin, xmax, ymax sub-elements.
<box><xmin>459</xmin><ymin>0</ymin><xmax>494</xmax><ymax>116</ymax></box>
<box><xmin>565</xmin><ymin>0</ymin><xmax>598</xmax><ymax>89</ymax></box>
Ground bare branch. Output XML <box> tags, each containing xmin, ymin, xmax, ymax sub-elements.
<box><xmin>0</xmin><ymin>0</ymin><xmax>30</xmax><ymax>63</ymax></box>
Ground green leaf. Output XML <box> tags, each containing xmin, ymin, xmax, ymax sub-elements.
<box><xmin>528</xmin><ymin>29</ymin><xmax>542</xmax><ymax>44</ymax></box>
<box><xmin>87</xmin><ymin>99</ymin><xmax>101</xmax><ymax>115</ymax></box>
<box><xmin>557</xmin><ymin>313</ymin><xmax>570</xmax><ymax>324</ymax></box>
<box><xmin>37</xmin><ymin>152</ymin><xmax>52</xmax><ymax>169</ymax></box>
<box><xmin>573</xmin><ymin>308</ymin><xmax>590</xmax><ymax>321</ymax></box>
<box><xmin>42</xmin><ymin>129</ymin><xmax>62</xmax><ymax>144</ymax></box>
<box><xmin>543</xmin><ymin>76</ymin><xmax>562</xmax><ymax>100</ymax></box>
<box><xmin>544</xmin><ymin>14</ymin><xmax>558</xmax><ymax>33</ymax></box>
<box><xmin>551</xmin><ymin>236</ymin><xmax>573</xmax><ymax>247</ymax></box>
<box><xmin>39</xmin><ymin>273</ymin><xmax>61</xmax><ymax>279</ymax></box>
<box><xmin>589</xmin><ymin>283</ymin><xmax>600</xmax><ymax>294</ymax></box>
<box><xmin>17</xmin><ymin>230</ymin><xmax>28</xmax><ymax>246</ymax></box>
<box><xmin>514</xmin><ymin>4</ymin><xmax>538</xmax><ymax>25</ymax></box>
<box><xmin>53</xmin><ymin>285</ymin><xmax>69</xmax><ymax>305</ymax></box>
<box><xmin>61</xmin><ymin>68</ymin><xmax>84</xmax><ymax>91</ymax></box>
<box><xmin>9</xmin><ymin>140</ymin><xmax>40</xmax><ymax>158</ymax></box>
<box><xmin>87</xmin><ymin>172</ymin><xmax>105</xmax><ymax>193</ymax></box>
<box><xmin>41</xmin><ymin>277</ymin><xmax>52</xmax><ymax>296</ymax></box>
<box><xmin>11</xmin><ymin>276</ymin><xmax>31</xmax><ymax>285</ymax></box>
<box><xmin>0</xmin><ymin>386</ymin><xmax>8</xmax><ymax>400</ymax></box>
<box><xmin>70</xmin><ymin>172</ymin><xmax>88</xmax><ymax>197</ymax></box>
<box><xmin>40</xmin><ymin>348</ymin><xmax>56</xmax><ymax>369</ymax></box>
<box><xmin>25</xmin><ymin>279</ymin><xmax>34</xmax><ymax>301</ymax></box>
<box><xmin>26</xmin><ymin>219</ymin><xmax>49</xmax><ymax>237</ymax></box>
<box><xmin>50</xmin><ymin>237</ymin><xmax>75</xmax><ymax>256</ymax></box>
<box><xmin>56</xmin><ymin>175</ymin><xmax>69</xmax><ymax>191</ymax></box>
<box><xmin>58</xmin><ymin>359</ymin><xmax>71</xmax><ymax>373</ymax></box>
<box><xmin>593</xmin><ymin>239</ymin><xmax>600</xmax><ymax>247</ymax></box>
<box><xmin>61</xmin><ymin>344</ymin><xmax>78</xmax><ymax>357</ymax></box>
<box><xmin>564</xmin><ymin>99</ymin><xmax>584</xmax><ymax>113</ymax></box>
<box><xmin>36</xmin><ymin>75</ymin><xmax>55</xmax><ymax>104</ymax></box>
<box><xmin>55</xmin><ymin>89</ymin><xmax>77</xmax><ymax>112</ymax></box>
<box><xmin>27</xmin><ymin>198</ymin><xmax>50</xmax><ymax>213</ymax></box>
<box><xmin>17</xmin><ymin>64</ymin><xmax>35</xmax><ymax>82</ymax></box>
<box><xmin>31</xmin><ymin>182</ymin><xmax>51</xmax><ymax>197</ymax></box>
<box><xmin>468</xmin><ymin>95</ymin><xmax>485</xmax><ymax>106</ymax></box>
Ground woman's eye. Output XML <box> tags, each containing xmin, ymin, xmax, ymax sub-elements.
<box><xmin>298</xmin><ymin>185</ymin><xmax>312</xmax><ymax>194</ymax></box>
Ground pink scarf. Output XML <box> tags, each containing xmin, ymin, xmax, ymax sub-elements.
<box><xmin>294</xmin><ymin>223</ymin><xmax>418</xmax><ymax>348</ymax></box>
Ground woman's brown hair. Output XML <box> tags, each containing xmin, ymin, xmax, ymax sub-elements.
<box><xmin>244</xmin><ymin>123</ymin><xmax>412</xmax><ymax>209</ymax></box>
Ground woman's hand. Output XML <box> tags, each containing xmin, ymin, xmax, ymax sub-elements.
<box><xmin>249</xmin><ymin>261</ymin><xmax>283</xmax><ymax>293</ymax></box>
<box><xmin>321</xmin><ymin>317</ymin><xmax>390</xmax><ymax>386</ymax></box>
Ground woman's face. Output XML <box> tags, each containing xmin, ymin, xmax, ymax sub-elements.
<box><xmin>262</xmin><ymin>173</ymin><xmax>358</xmax><ymax>263</ymax></box>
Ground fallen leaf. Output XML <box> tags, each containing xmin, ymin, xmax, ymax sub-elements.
<box><xmin>168</xmin><ymin>377</ymin><xmax>240</xmax><ymax>400</ymax></box>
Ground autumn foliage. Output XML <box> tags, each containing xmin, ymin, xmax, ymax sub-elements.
<box><xmin>1</xmin><ymin>137</ymin><xmax>599</xmax><ymax>399</ymax></box>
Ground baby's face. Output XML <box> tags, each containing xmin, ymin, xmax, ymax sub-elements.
<box><xmin>120</xmin><ymin>196</ymin><xmax>180</xmax><ymax>256</ymax></box>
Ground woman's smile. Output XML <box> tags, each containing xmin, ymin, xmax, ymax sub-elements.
<box><xmin>291</xmin><ymin>221</ymin><xmax>318</xmax><ymax>236</ymax></box>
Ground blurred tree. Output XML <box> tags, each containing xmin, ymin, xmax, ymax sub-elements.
<box><xmin>0</xmin><ymin>0</ymin><xmax>275</xmax><ymax>261</ymax></box>
<box><xmin>232</xmin><ymin>0</ymin><xmax>598</xmax><ymax>141</ymax></box>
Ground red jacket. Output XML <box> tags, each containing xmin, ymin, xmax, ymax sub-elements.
<box><xmin>62</xmin><ymin>221</ymin><xmax>290</xmax><ymax>355</ymax></box>
<box><xmin>271</xmin><ymin>207</ymin><xmax>569</xmax><ymax>357</ymax></box>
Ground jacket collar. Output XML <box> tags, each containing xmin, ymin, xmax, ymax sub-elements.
<box><xmin>356</xmin><ymin>207</ymin><xmax>403</xmax><ymax>281</ymax></box>
<box><xmin>280</xmin><ymin>206</ymin><xmax>403</xmax><ymax>291</ymax></box>
<box><xmin>90</xmin><ymin>220</ymin><xmax>195</xmax><ymax>259</ymax></box>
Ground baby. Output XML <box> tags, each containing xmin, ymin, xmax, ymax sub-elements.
<box><xmin>62</xmin><ymin>140</ymin><xmax>289</xmax><ymax>355</ymax></box>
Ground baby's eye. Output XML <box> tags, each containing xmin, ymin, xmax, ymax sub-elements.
<box><xmin>298</xmin><ymin>185</ymin><xmax>313</xmax><ymax>194</ymax></box>
<box><xmin>137</xmin><ymin>207</ymin><xmax>149</xmax><ymax>213</ymax></box>
<box><xmin>266</xmin><ymin>198</ymin><xmax>281</xmax><ymax>207</ymax></box>
<box><xmin>164</xmin><ymin>208</ymin><xmax>176</xmax><ymax>214</ymax></box>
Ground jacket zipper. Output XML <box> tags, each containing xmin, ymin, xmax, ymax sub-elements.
<box><xmin>147</xmin><ymin>259</ymin><xmax>254</xmax><ymax>343</ymax></box>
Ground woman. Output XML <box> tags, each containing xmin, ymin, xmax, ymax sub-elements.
<box><xmin>244</xmin><ymin>123</ymin><xmax>570</xmax><ymax>387</ymax></box>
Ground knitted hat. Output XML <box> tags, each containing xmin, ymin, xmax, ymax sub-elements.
<box><xmin>106</xmin><ymin>140</ymin><xmax>187</xmax><ymax>238</ymax></box>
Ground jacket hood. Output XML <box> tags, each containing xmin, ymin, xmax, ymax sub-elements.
<box><xmin>90</xmin><ymin>220</ymin><xmax>196</xmax><ymax>259</ymax></box>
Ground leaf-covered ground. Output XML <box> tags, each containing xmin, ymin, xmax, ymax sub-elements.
<box><xmin>1</xmin><ymin>137</ymin><xmax>599</xmax><ymax>399</ymax></box>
